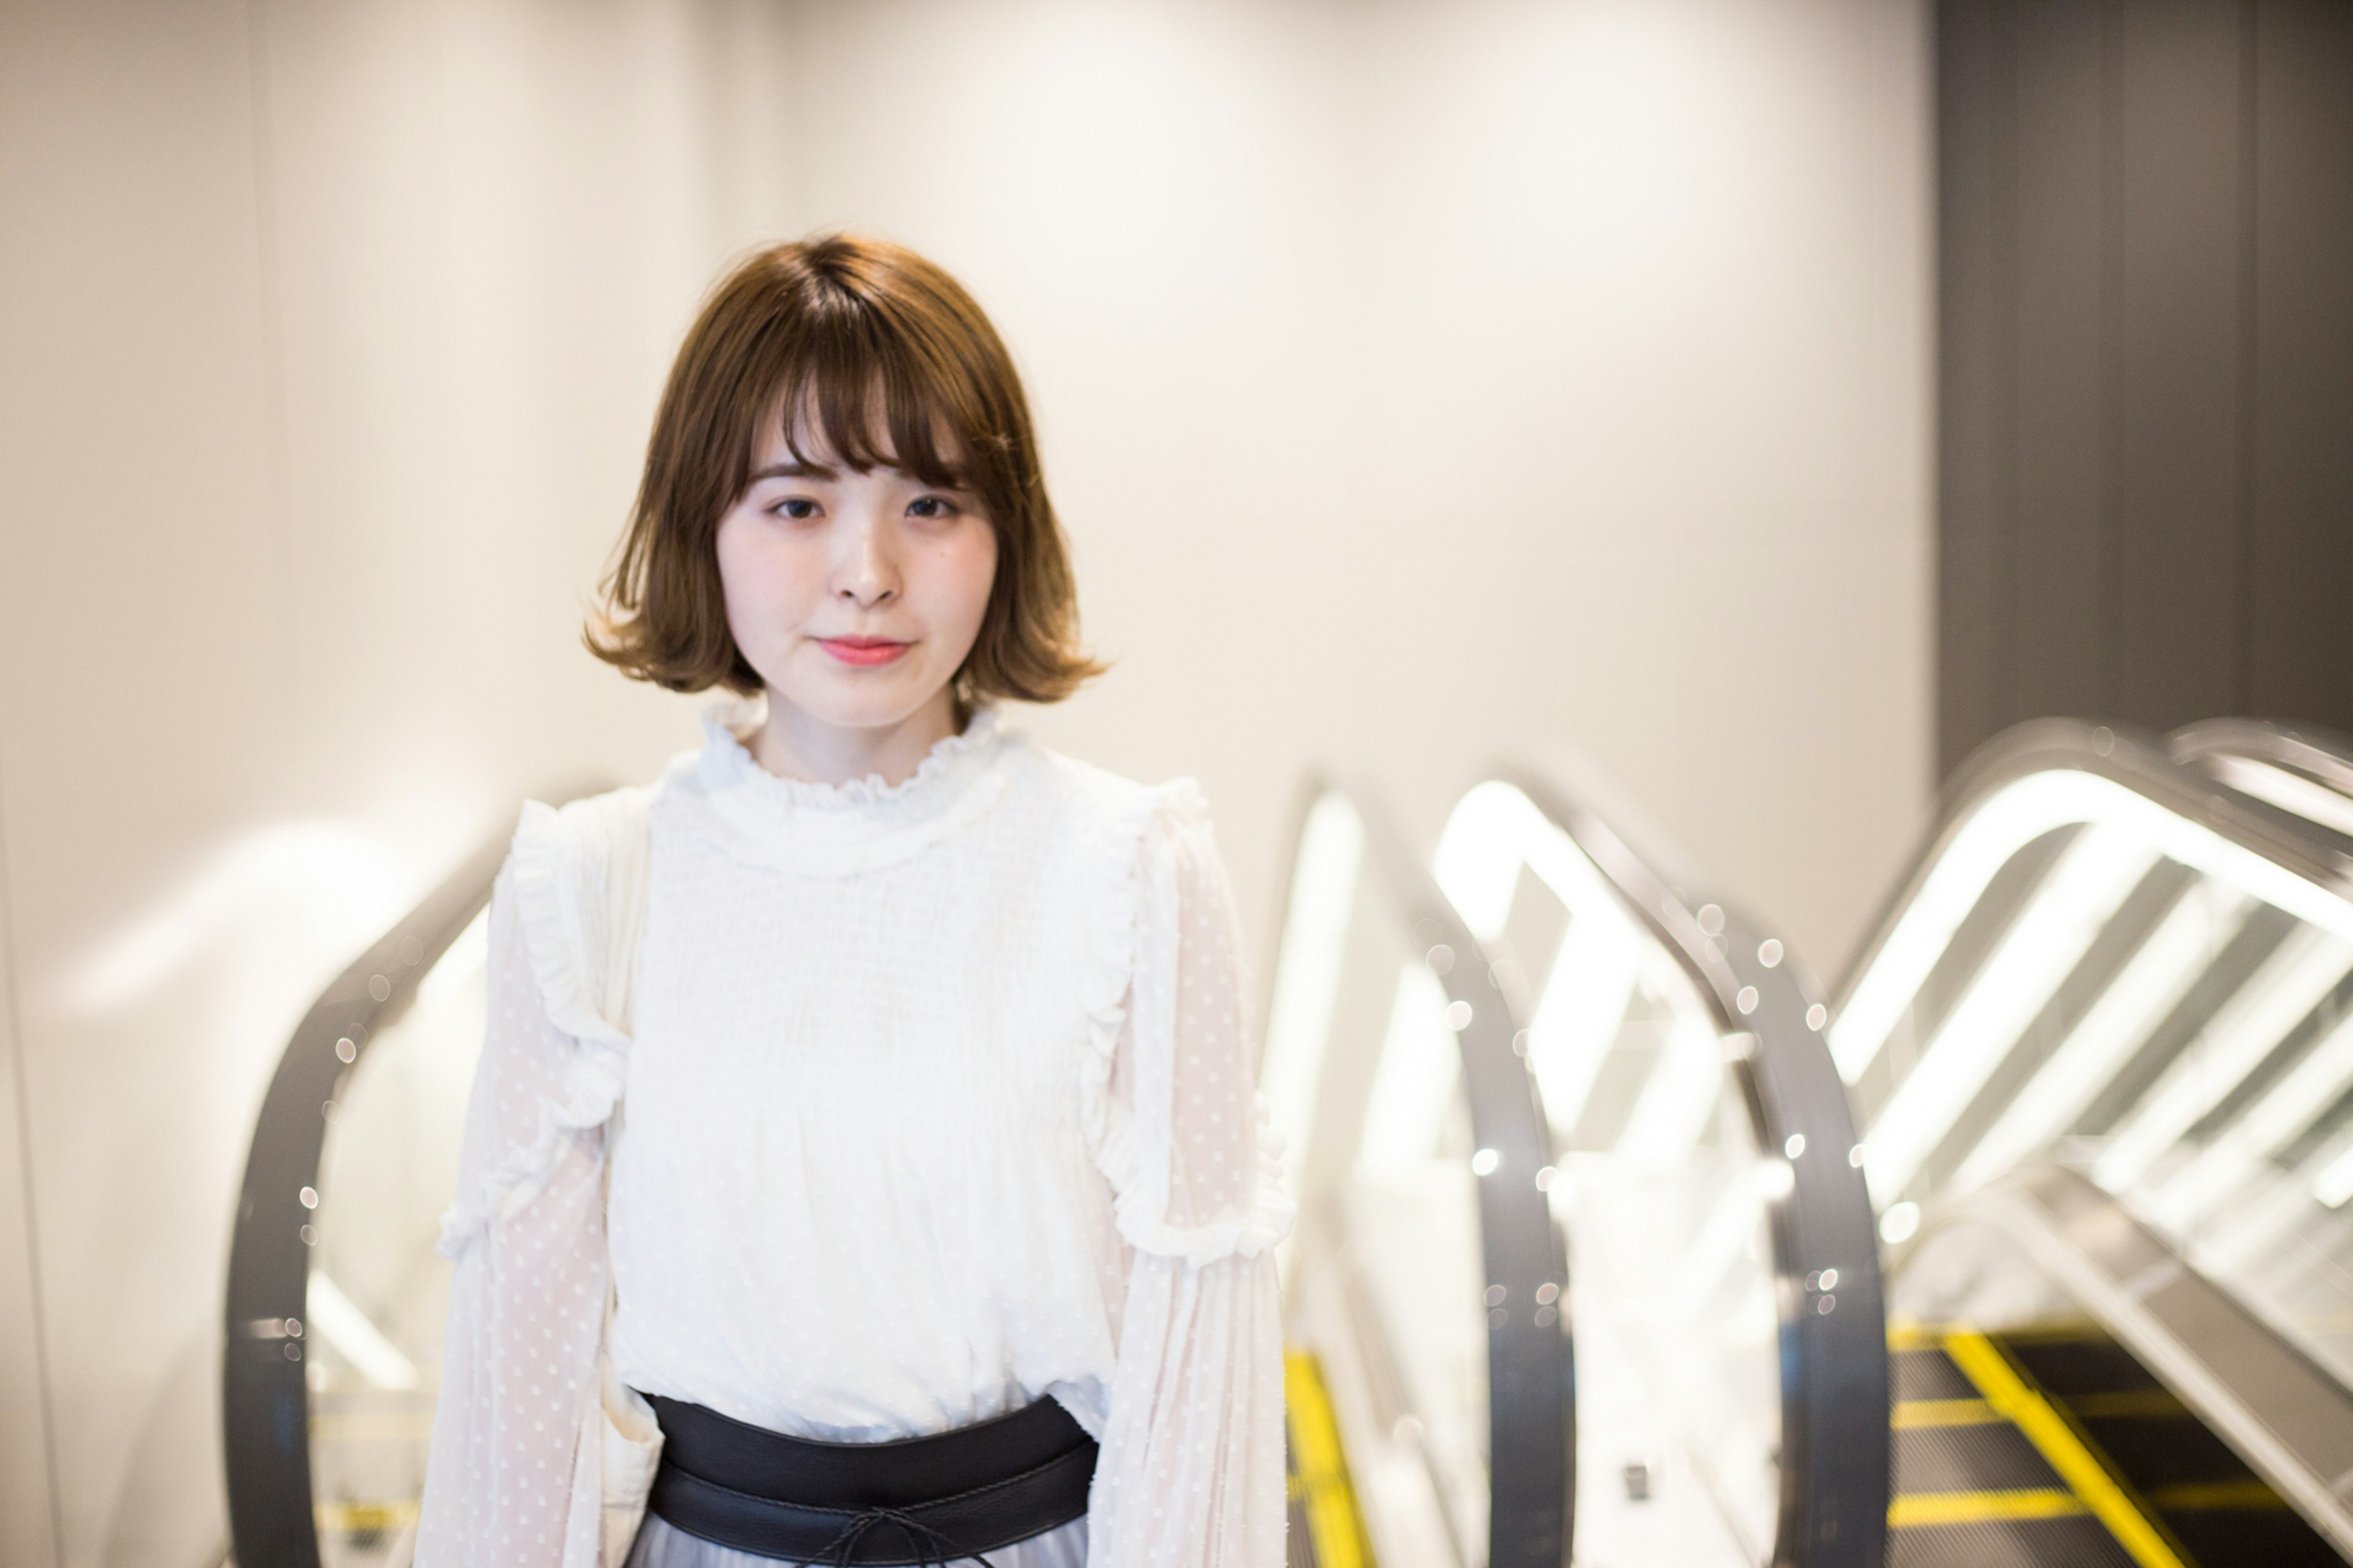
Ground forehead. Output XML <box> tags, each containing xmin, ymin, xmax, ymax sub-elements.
<box><xmin>753</xmin><ymin>376</ymin><xmax>968</xmax><ymax>481</ymax></box>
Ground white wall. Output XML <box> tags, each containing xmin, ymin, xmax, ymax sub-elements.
<box><xmin>0</xmin><ymin>1</ymin><xmax>1930</xmax><ymax>1562</ymax></box>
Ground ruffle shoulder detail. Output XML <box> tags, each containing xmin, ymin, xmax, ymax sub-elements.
<box><xmin>438</xmin><ymin>784</ymin><xmax>654</xmax><ymax>1257</ymax></box>
<box><xmin>1079</xmin><ymin>778</ymin><xmax>1295</xmax><ymax>1267</ymax></box>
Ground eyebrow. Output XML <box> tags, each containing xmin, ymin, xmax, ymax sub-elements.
<box><xmin>746</xmin><ymin>460</ymin><xmax>838</xmax><ymax>483</ymax></box>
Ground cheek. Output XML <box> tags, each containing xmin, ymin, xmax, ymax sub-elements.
<box><xmin>941</xmin><ymin>528</ymin><xmax>1000</xmax><ymax>635</ymax></box>
<box><xmin>714</xmin><ymin>515</ymin><xmax>816</xmax><ymax>628</ymax></box>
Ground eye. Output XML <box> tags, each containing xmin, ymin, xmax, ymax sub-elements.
<box><xmin>767</xmin><ymin>496</ymin><xmax>820</xmax><ymax>521</ymax></box>
<box><xmin>906</xmin><ymin>494</ymin><xmax>962</xmax><ymax>520</ymax></box>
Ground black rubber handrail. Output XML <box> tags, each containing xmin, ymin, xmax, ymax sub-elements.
<box><xmin>1500</xmin><ymin>764</ymin><xmax>1889</xmax><ymax>1568</ymax></box>
<box><xmin>1271</xmin><ymin>776</ymin><xmax>1574</xmax><ymax>1568</ymax></box>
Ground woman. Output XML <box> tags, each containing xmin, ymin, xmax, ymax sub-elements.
<box><xmin>415</xmin><ymin>235</ymin><xmax>1291</xmax><ymax>1568</ymax></box>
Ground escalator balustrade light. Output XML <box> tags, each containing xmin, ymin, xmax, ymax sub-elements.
<box><xmin>1425</xmin><ymin>944</ymin><xmax>1454</xmax><ymax>975</ymax></box>
<box><xmin>1533</xmin><ymin>1164</ymin><xmax>1558</xmax><ymax>1191</ymax></box>
<box><xmin>1836</xmin><ymin>767</ymin><xmax>2353</xmax><ymax>1088</ymax></box>
<box><xmin>1861</xmin><ymin>825</ymin><xmax>2157</xmax><ymax>1205</ymax></box>
<box><xmin>1785</xmin><ymin>1133</ymin><xmax>1807</xmax><ymax>1159</ymax></box>
<box><xmin>2310</xmin><ymin>1142</ymin><xmax>2353</xmax><ymax>1209</ymax></box>
<box><xmin>298</xmin><ymin>1186</ymin><xmax>318</xmax><ymax>1209</ymax></box>
<box><xmin>1806</xmin><ymin>1004</ymin><xmax>1827</xmax><ymax>1031</ymax></box>
<box><xmin>1471</xmin><ymin>1148</ymin><xmax>1501</xmax><ymax>1176</ymax></box>
<box><xmin>1736</xmin><ymin>985</ymin><xmax>1758</xmax><ymax>1015</ymax></box>
<box><xmin>1756</xmin><ymin>1159</ymin><xmax>1795</xmax><ymax>1199</ymax></box>
<box><xmin>1697</xmin><ymin>904</ymin><xmax>1724</xmax><ymax>936</ymax></box>
<box><xmin>335</xmin><ymin>1036</ymin><xmax>356</xmax><ymax>1062</ymax></box>
<box><xmin>1878</xmin><ymin>1201</ymin><xmax>1919</xmax><ymax>1244</ymax></box>
<box><xmin>1444</xmin><ymin>1000</ymin><xmax>1472</xmax><ymax>1031</ymax></box>
<box><xmin>1757</xmin><ymin>938</ymin><xmax>1784</xmax><ymax>968</ymax></box>
<box><xmin>1847</xmin><ymin>1145</ymin><xmax>1865</xmax><ymax>1168</ymax></box>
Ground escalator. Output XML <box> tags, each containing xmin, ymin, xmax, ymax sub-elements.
<box><xmin>220</xmin><ymin>761</ymin><xmax>1888</xmax><ymax>1567</ymax></box>
<box><xmin>1840</xmin><ymin>719</ymin><xmax>2353</xmax><ymax>1567</ymax></box>
<box><xmin>220</xmin><ymin>716</ymin><xmax>2353</xmax><ymax>1568</ymax></box>
<box><xmin>1259</xmin><ymin>770</ymin><xmax>1884</xmax><ymax>1568</ymax></box>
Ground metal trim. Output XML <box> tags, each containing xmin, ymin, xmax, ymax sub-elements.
<box><xmin>1501</xmin><ymin>764</ymin><xmax>1889</xmax><ymax>1568</ymax></box>
<box><xmin>1833</xmin><ymin>719</ymin><xmax>2353</xmax><ymax>1015</ymax></box>
<box><xmin>220</xmin><ymin>786</ymin><xmax>599</xmax><ymax>1566</ymax></box>
<box><xmin>1920</xmin><ymin>1162</ymin><xmax>2353</xmax><ymax>1559</ymax></box>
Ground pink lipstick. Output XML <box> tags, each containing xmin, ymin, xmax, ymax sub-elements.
<box><xmin>817</xmin><ymin>636</ymin><xmax>912</xmax><ymax>667</ymax></box>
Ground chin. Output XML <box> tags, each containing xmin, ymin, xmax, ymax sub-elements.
<box><xmin>773</xmin><ymin>673</ymin><xmax>945</xmax><ymax>733</ymax></box>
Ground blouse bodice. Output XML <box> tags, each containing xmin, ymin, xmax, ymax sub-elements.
<box><xmin>415</xmin><ymin>705</ymin><xmax>1292</xmax><ymax>1568</ymax></box>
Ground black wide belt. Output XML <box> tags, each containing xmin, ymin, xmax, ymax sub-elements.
<box><xmin>644</xmin><ymin>1394</ymin><xmax>1098</xmax><ymax>1565</ymax></box>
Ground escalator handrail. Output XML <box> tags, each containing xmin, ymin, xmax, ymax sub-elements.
<box><xmin>1832</xmin><ymin>718</ymin><xmax>2353</xmax><ymax>1018</ymax></box>
<box><xmin>1913</xmin><ymin>1160</ymin><xmax>2353</xmax><ymax>1558</ymax></box>
<box><xmin>1273</xmin><ymin>774</ymin><xmax>1574</xmax><ymax>1568</ymax></box>
<box><xmin>1499</xmin><ymin>762</ymin><xmax>1889</xmax><ymax>1568</ymax></box>
<box><xmin>222</xmin><ymin>782</ymin><xmax>604</xmax><ymax>1566</ymax></box>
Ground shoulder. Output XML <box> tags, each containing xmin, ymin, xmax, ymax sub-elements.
<box><xmin>501</xmin><ymin>770</ymin><xmax>674</xmax><ymax>1044</ymax></box>
<box><xmin>1005</xmin><ymin>736</ymin><xmax>1213</xmax><ymax>852</ymax></box>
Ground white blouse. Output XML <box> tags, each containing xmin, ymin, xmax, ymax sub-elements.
<box><xmin>415</xmin><ymin>706</ymin><xmax>1294</xmax><ymax>1568</ymax></box>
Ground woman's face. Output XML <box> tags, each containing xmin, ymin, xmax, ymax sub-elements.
<box><xmin>714</xmin><ymin>412</ymin><xmax>998</xmax><ymax>738</ymax></box>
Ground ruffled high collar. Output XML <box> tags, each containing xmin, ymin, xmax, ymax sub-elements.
<box><xmin>683</xmin><ymin>699</ymin><xmax>1015</xmax><ymax>877</ymax></box>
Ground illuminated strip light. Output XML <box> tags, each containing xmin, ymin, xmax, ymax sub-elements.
<box><xmin>2151</xmin><ymin>1008</ymin><xmax>2353</xmax><ymax>1230</ymax></box>
<box><xmin>2093</xmin><ymin>927</ymin><xmax>2353</xmax><ymax>1195</ymax></box>
<box><xmin>1860</xmin><ymin>828</ymin><xmax>2156</xmax><ymax>1205</ymax></box>
<box><xmin>2310</xmin><ymin>1137</ymin><xmax>2353</xmax><ymax>1210</ymax></box>
<box><xmin>1616</xmin><ymin>1009</ymin><xmax>1730</xmax><ymax>1162</ymax></box>
<box><xmin>1357</xmin><ymin>965</ymin><xmax>1460</xmax><ymax>1173</ymax></box>
<box><xmin>306</xmin><ymin>1271</ymin><xmax>420</xmax><ymax>1390</ymax></box>
<box><xmin>2210</xmin><ymin>754</ymin><xmax>2353</xmax><ymax>843</ymax></box>
<box><xmin>1262</xmin><ymin>792</ymin><xmax>1366</xmax><ymax>1176</ymax></box>
<box><xmin>1521</xmin><ymin>912</ymin><xmax>1640</xmax><ymax>1141</ymax></box>
<box><xmin>1434</xmin><ymin>780</ymin><xmax>1531</xmax><ymax>940</ymax></box>
<box><xmin>1952</xmin><ymin>883</ymin><xmax>2254</xmax><ymax>1193</ymax></box>
<box><xmin>1435</xmin><ymin>779</ymin><xmax>1652</xmax><ymax>1138</ymax></box>
<box><xmin>1833</xmin><ymin>768</ymin><xmax>2353</xmax><ymax>1086</ymax></box>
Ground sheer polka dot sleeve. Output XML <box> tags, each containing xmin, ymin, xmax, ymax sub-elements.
<box><xmin>1087</xmin><ymin>798</ymin><xmax>1293</xmax><ymax>1567</ymax></box>
<box><xmin>415</xmin><ymin>867</ymin><xmax>613</xmax><ymax>1567</ymax></box>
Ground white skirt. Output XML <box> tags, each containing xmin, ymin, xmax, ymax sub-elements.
<box><xmin>624</xmin><ymin>1510</ymin><xmax>1089</xmax><ymax>1568</ymax></box>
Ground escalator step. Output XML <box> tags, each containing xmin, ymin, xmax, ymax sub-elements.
<box><xmin>1896</xmin><ymin>1422</ymin><xmax>2070</xmax><ymax>1494</ymax></box>
<box><xmin>1889</xmin><ymin>1513</ymin><xmax>2143</xmax><ymax>1568</ymax></box>
<box><xmin>1893</xmin><ymin>1344</ymin><xmax>1984</xmax><ymax>1401</ymax></box>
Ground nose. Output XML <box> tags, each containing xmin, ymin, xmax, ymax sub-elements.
<box><xmin>830</xmin><ymin>509</ymin><xmax>899</xmax><ymax>610</ymax></box>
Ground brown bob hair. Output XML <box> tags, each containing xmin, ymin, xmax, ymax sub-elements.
<box><xmin>588</xmin><ymin>233</ymin><xmax>1101</xmax><ymax>703</ymax></box>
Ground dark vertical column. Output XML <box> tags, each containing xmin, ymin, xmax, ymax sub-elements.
<box><xmin>2010</xmin><ymin>0</ymin><xmax>2107</xmax><ymax>729</ymax></box>
<box><xmin>2249</xmin><ymin>0</ymin><xmax>2353</xmax><ymax>732</ymax></box>
<box><xmin>1937</xmin><ymin>0</ymin><xmax>2353</xmax><ymax>775</ymax></box>
<box><xmin>1938</xmin><ymin>0</ymin><xmax>2005</xmax><ymax>779</ymax></box>
<box><xmin>2104</xmin><ymin>0</ymin><xmax>2248</xmax><ymax>727</ymax></box>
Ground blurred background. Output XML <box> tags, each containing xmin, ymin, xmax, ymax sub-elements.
<box><xmin>0</xmin><ymin>1</ymin><xmax>2345</xmax><ymax>1564</ymax></box>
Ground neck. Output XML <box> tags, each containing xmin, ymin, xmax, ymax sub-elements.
<box><xmin>747</xmin><ymin>689</ymin><xmax>964</xmax><ymax>787</ymax></box>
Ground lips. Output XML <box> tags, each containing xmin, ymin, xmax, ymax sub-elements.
<box><xmin>816</xmin><ymin>636</ymin><xmax>912</xmax><ymax>667</ymax></box>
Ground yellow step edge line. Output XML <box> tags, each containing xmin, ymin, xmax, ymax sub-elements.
<box><xmin>1893</xmin><ymin>1397</ymin><xmax>1999</xmax><ymax>1430</ymax></box>
<box><xmin>2146</xmin><ymin>1480</ymin><xmax>2290</xmax><ymax>1512</ymax></box>
<box><xmin>1942</xmin><ymin>1326</ymin><xmax>2187</xmax><ymax>1568</ymax></box>
<box><xmin>315</xmin><ymin>1499</ymin><xmax>421</xmax><ymax>1531</ymax></box>
<box><xmin>1887</xmin><ymin>1318</ymin><xmax>1940</xmax><ymax>1352</ymax></box>
<box><xmin>1890</xmin><ymin>1488</ymin><xmax>2088</xmax><ymax>1527</ymax></box>
<box><xmin>1286</xmin><ymin>1349</ymin><xmax>1377</xmax><ymax>1568</ymax></box>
